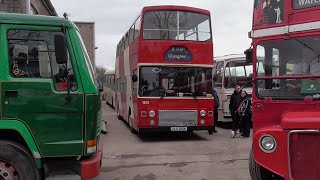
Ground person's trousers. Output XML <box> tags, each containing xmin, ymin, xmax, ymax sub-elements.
<box><xmin>213</xmin><ymin>108</ymin><xmax>218</xmax><ymax>130</ymax></box>
<box><xmin>239</xmin><ymin>115</ymin><xmax>251</xmax><ymax>137</ymax></box>
<box><xmin>231</xmin><ymin>110</ymin><xmax>239</xmax><ymax>131</ymax></box>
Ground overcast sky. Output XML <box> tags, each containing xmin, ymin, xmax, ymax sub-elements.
<box><xmin>51</xmin><ymin>0</ymin><xmax>254</xmax><ymax>70</ymax></box>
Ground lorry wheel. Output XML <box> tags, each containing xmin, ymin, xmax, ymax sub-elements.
<box><xmin>0</xmin><ymin>140</ymin><xmax>40</xmax><ymax>180</ymax></box>
<box><xmin>249</xmin><ymin>148</ymin><xmax>284</xmax><ymax>180</ymax></box>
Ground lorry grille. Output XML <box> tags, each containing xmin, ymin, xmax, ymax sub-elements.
<box><xmin>158</xmin><ymin>110</ymin><xmax>198</xmax><ymax>126</ymax></box>
<box><xmin>289</xmin><ymin>131</ymin><xmax>320</xmax><ymax>180</ymax></box>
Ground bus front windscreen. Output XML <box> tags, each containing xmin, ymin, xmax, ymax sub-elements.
<box><xmin>143</xmin><ymin>11</ymin><xmax>211</xmax><ymax>41</ymax></box>
<box><xmin>256</xmin><ymin>36</ymin><xmax>320</xmax><ymax>99</ymax></box>
<box><xmin>139</xmin><ymin>66</ymin><xmax>213</xmax><ymax>97</ymax></box>
<box><xmin>224</xmin><ymin>61</ymin><xmax>253</xmax><ymax>89</ymax></box>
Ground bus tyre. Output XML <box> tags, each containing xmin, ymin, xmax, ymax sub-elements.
<box><xmin>129</xmin><ymin>118</ymin><xmax>138</xmax><ymax>134</ymax></box>
<box><xmin>0</xmin><ymin>140</ymin><xmax>40</xmax><ymax>180</ymax></box>
<box><xmin>249</xmin><ymin>148</ymin><xmax>282</xmax><ymax>180</ymax></box>
<box><xmin>249</xmin><ymin>148</ymin><xmax>264</xmax><ymax>180</ymax></box>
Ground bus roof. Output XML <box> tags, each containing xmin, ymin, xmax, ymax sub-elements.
<box><xmin>104</xmin><ymin>70</ymin><xmax>115</xmax><ymax>75</ymax></box>
<box><xmin>0</xmin><ymin>13</ymin><xmax>77</xmax><ymax>28</ymax></box>
<box><xmin>215</xmin><ymin>54</ymin><xmax>245</xmax><ymax>61</ymax></box>
<box><xmin>142</xmin><ymin>5</ymin><xmax>210</xmax><ymax>15</ymax></box>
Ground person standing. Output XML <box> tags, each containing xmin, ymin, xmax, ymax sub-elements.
<box><xmin>212</xmin><ymin>89</ymin><xmax>219</xmax><ymax>133</ymax></box>
<box><xmin>237</xmin><ymin>91</ymin><xmax>252</xmax><ymax>138</ymax></box>
<box><xmin>229</xmin><ymin>84</ymin><xmax>242</xmax><ymax>133</ymax></box>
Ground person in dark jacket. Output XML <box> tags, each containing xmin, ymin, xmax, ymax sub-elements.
<box><xmin>212</xmin><ymin>89</ymin><xmax>219</xmax><ymax>133</ymax></box>
<box><xmin>229</xmin><ymin>84</ymin><xmax>242</xmax><ymax>133</ymax></box>
<box><xmin>237</xmin><ymin>91</ymin><xmax>252</xmax><ymax>138</ymax></box>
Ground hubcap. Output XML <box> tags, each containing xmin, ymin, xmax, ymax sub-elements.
<box><xmin>0</xmin><ymin>161</ymin><xmax>19</xmax><ymax>180</ymax></box>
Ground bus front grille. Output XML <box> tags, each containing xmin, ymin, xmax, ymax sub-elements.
<box><xmin>158</xmin><ymin>110</ymin><xmax>198</xmax><ymax>127</ymax></box>
<box><xmin>289</xmin><ymin>130</ymin><xmax>320</xmax><ymax>180</ymax></box>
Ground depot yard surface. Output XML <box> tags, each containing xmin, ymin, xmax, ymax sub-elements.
<box><xmin>98</xmin><ymin>103</ymin><xmax>251</xmax><ymax>180</ymax></box>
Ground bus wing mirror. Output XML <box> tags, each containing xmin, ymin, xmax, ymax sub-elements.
<box><xmin>132</xmin><ymin>75</ymin><xmax>138</xmax><ymax>82</ymax></box>
<box><xmin>54</xmin><ymin>34</ymin><xmax>68</xmax><ymax>64</ymax></box>
<box><xmin>244</xmin><ymin>48</ymin><xmax>253</xmax><ymax>65</ymax></box>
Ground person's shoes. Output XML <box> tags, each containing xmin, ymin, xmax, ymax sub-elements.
<box><xmin>241</xmin><ymin>134</ymin><xmax>250</xmax><ymax>138</ymax></box>
<box><xmin>230</xmin><ymin>131</ymin><xmax>235</xmax><ymax>138</ymax></box>
<box><xmin>213</xmin><ymin>129</ymin><xmax>217</xmax><ymax>133</ymax></box>
<box><xmin>234</xmin><ymin>132</ymin><xmax>242</xmax><ymax>138</ymax></box>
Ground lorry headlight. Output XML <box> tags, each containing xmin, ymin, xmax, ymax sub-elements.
<box><xmin>259</xmin><ymin>135</ymin><xmax>277</xmax><ymax>153</ymax></box>
<box><xmin>200</xmin><ymin>110</ymin><xmax>206</xmax><ymax>117</ymax></box>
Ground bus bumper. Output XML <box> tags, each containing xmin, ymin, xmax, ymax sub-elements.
<box><xmin>139</xmin><ymin>126</ymin><xmax>213</xmax><ymax>133</ymax></box>
<box><xmin>80</xmin><ymin>141</ymin><xmax>103</xmax><ymax>179</ymax></box>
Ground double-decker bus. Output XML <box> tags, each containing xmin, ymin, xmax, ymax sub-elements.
<box><xmin>247</xmin><ymin>0</ymin><xmax>320</xmax><ymax>179</ymax></box>
<box><xmin>213</xmin><ymin>54</ymin><xmax>253</xmax><ymax>118</ymax></box>
<box><xmin>115</xmin><ymin>6</ymin><xmax>215</xmax><ymax>134</ymax></box>
<box><xmin>104</xmin><ymin>70</ymin><xmax>116</xmax><ymax>108</ymax></box>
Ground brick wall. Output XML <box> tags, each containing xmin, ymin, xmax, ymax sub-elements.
<box><xmin>0</xmin><ymin>0</ymin><xmax>26</xmax><ymax>13</ymax></box>
<box><xmin>0</xmin><ymin>0</ymin><xmax>56</xmax><ymax>16</ymax></box>
<box><xmin>75</xmin><ymin>22</ymin><xmax>96</xmax><ymax>70</ymax></box>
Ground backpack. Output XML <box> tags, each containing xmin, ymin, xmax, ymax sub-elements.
<box><xmin>237</xmin><ymin>98</ymin><xmax>252</xmax><ymax>116</ymax></box>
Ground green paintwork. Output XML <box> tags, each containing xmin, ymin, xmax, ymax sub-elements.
<box><xmin>0</xmin><ymin>120</ymin><xmax>42</xmax><ymax>168</ymax></box>
<box><xmin>0</xmin><ymin>12</ymin><xmax>101</xmax><ymax>167</ymax></box>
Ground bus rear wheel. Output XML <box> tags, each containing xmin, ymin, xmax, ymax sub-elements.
<box><xmin>249</xmin><ymin>148</ymin><xmax>284</xmax><ymax>180</ymax></box>
<box><xmin>0</xmin><ymin>140</ymin><xmax>40</xmax><ymax>180</ymax></box>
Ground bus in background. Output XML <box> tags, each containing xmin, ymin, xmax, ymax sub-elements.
<box><xmin>247</xmin><ymin>0</ymin><xmax>320</xmax><ymax>179</ymax></box>
<box><xmin>104</xmin><ymin>70</ymin><xmax>116</xmax><ymax>108</ymax></box>
<box><xmin>213</xmin><ymin>54</ymin><xmax>253</xmax><ymax>118</ymax></box>
<box><xmin>115</xmin><ymin>6</ymin><xmax>215</xmax><ymax>134</ymax></box>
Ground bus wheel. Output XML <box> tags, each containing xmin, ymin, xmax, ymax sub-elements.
<box><xmin>117</xmin><ymin>107</ymin><xmax>122</xmax><ymax>120</ymax></box>
<box><xmin>129</xmin><ymin>118</ymin><xmax>138</xmax><ymax>134</ymax></box>
<box><xmin>249</xmin><ymin>148</ymin><xmax>284</xmax><ymax>180</ymax></box>
<box><xmin>0</xmin><ymin>140</ymin><xmax>40</xmax><ymax>180</ymax></box>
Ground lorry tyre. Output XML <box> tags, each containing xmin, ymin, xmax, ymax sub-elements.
<box><xmin>0</xmin><ymin>140</ymin><xmax>40</xmax><ymax>180</ymax></box>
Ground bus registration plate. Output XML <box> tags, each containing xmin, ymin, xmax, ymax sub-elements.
<box><xmin>171</xmin><ymin>127</ymin><xmax>187</xmax><ymax>131</ymax></box>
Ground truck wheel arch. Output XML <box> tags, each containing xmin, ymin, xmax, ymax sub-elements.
<box><xmin>0</xmin><ymin>120</ymin><xmax>42</xmax><ymax>168</ymax></box>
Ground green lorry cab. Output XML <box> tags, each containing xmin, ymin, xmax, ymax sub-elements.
<box><xmin>0</xmin><ymin>13</ymin><xmax>103</xmax><ymax>179</ymax></box>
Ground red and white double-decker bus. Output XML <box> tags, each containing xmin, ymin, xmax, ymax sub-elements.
<box><xmin>115</xmin><ymin>5</ymin><xmax>215</xmax><ymax>134</ymax></box>
<box><xmin>247</xmin><ymin>0</ymin><xmax>320</xmax><ymax>179</ymax></box>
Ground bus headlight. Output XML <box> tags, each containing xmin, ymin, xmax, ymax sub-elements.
<box><xmin>200</xmin><ymin>110</ymin><xmax>206</xmax><ymax>117</ymax></box>
<box><xmin>259</xmin><ymin>135</ymin><xmax>277</xmax><ymax>153</ymax></box>
<box><xmin>149</xmin><ymin>110</ymin><xmax>155</xmax><ymax>118</ymax></box>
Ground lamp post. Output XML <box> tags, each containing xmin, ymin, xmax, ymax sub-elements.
<box><xmin>26</xmin><ymin>0</ymin><xmax>31</xmax><ymax>14</ymax></box>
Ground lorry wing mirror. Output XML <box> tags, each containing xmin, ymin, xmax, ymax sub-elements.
<box><xmin>132</xmin><ymin>75</ymin><xmax>138</xmax><ymax>82</ymax></box>
<box><xmin>244</xmin><ymin>48</ymin><xmax>253</xmax><ymax>65</ymax></box>
<box><xmin>54</xmin><ymin>34</ymin><xmax>68</xmax><ymax>64</ymax></box>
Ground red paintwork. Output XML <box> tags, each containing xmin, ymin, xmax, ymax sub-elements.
<box><xmin>137</xmin><ymin>98</ymin><xmax>214</xmax><ymax>127</ymax></box>
<box><xmin>289</xmin><ymin>132</ymin><xmax>320</xmax><ymax>180</ymax></box>
<box><xmin>115</xmin><ymin>6</ymin><xmax>214</xmax><ymax>132</ymax></box>
<box><xmin>80</xmin><ymin>142</ymin><xmax>103</xmax><ymax>179</ymax></box>
<box><xmin>281</xmin><ymin>111</ymin><xmax>320</xmax><ymax>129</ymax></box>
<box><xmin>253</xmin><ymin>0</ymin><xmax>320</xmax><ymax>30</ymax></box>
<box><xmin>250</xmin><ymin>1</ymin><xmax>320</xmax><ymax>179</ymax></box>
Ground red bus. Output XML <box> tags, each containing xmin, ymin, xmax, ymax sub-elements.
<box><xmin>115</xmin><ymin>6</ymin><xmax>215</xmax><ymax>134</ymax></box>
<box><xmin>247</xmin><ymin>0</ymin><xmax>320</xmax><ymax>179</ymax></box>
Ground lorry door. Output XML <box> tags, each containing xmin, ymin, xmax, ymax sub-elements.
<box><xmin>0</xmin><ymin>25</ymin><xmax>84</xmax><ymax>157</ymax></box>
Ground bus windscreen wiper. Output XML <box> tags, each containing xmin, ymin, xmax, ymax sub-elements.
<box><xmin>192</xmin><ymin>92</ymin><xmax>198</xmax><ymax>100</ymax></box>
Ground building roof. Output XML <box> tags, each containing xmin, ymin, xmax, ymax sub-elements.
<box><xmin>43</xmin><ymin>0</ymin><xmax>58</xmax><ymax>16</ymax></box>
<box><xmin>0</xmin><ymin>12</ymin><xmax>76</xmax><ymax>28</ymax></box>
